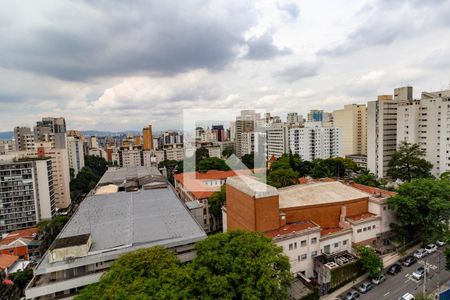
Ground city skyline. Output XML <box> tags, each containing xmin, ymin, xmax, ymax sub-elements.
<box><xmin>1</xmin><ymin>0</ymin><xmax>450</xmax><ymax>131</ymax></box>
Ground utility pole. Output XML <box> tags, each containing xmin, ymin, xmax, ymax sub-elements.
<box><xmin>423</xmin><ymin>257</ymin><xmax>427</xmax><ymax>295</ymax></box>
<box><xmin>436</xmin><ymin>250</ymin><xmax>441</xmax><ymax>299</ymax></box>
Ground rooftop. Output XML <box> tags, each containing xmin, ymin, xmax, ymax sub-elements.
<box><xmin>265</xmin><ymin>221</ymin><xmax>320</xmax><ymax>238</ymax></box>
<box><xmin>346</xmin><ymin>212</ymin><xmax>379</xmax><ymax>223</ymax></box>
<box><xmin>227</xmin><ymin>176</ymin><xmax>278</xmax><ymax>199</ymax></box>
<box><xmin>0</xmin><ymin>227</ymin><xmax>39</xmax><ymax>245</ymax></box>
<box><xmin>35</xmin><ymin>186</ymin><xmax>206</xmax><ymax>275</ymax></box>
<box><xmin>278</xmin><ymin>181</ymin><xmax>369</xmax><ymax>209</ymax></box>
<box><xmin>97</xmin><ymin>166</ymin><xmax>165</xmax><ymax>188</ymax></box>
<box><xmin>0</xmin><ymin>254</ymin><xmax>19</xmax><ymax>269</ymax></box>
<box><xmin>51</xmin><ymin>234</ymin><xmax>91</xmax><ymax>250</ymax></box>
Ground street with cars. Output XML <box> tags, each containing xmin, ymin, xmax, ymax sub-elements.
<box><xmin>338</xmin><ymin>243</ymin><xmax>450</xmax><ymax>300</ymax></box>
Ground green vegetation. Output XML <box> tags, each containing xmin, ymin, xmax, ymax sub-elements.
<box><xmin>267</xmin><ymin>168</ymin><xmax>299</xmax><ymax>188</ymax></box>
<box><xmin>387</xmin><ymin>141</ymin><xmax>433</xmax><ymax>182</ymax></box>
<box><xmin>241</xmin><ymin>153</ymin><xmax>254</xmax><ymax>169</ymax></box>
<box><xmin>208</xmin><ymin>185</ymin><xmax>226</xmax><ymax>221</ymax></box>
<box><xmin>415</xmin><ymin>293</ymin><xmax>433</xmax><ymax>300</ymax></box>
<box><xmin>70</xmin><ymin>155</ymin><xmax>109</xmax><ymax>202</ymax></box>
<box><xmin>195</xmin><ymin>147</ymin><xmax>209</xmax><ymax>163</ymax></box>
<box><xmin>37</xmin><ymin>215</ymin><xmax>70</xmax><ymax>250</ymax></box>
<box><xmin>329</xmin><ymin>259</ymin><xmax>363</xmax><ymax>292</ymax></box>
<box><xmin>221</xmin><ymin>145</ymin><xmax>235</xmax><ymax>158</ymax></box>
<box><xmin>356</xmin><ymin>246</ymin><xmax>383</xmax><ymax>277</ymax></box>
<box><xmin>197</xmin><ymin>157</ymin><xmax>230</xmax><ymax>172</ymax></box>
<box><xmin>388</xmin><ymin>178</ymin><xmax>450</xmax><ymax>243</ymax></box>
<box><xmin>354</xmin><ymin>171</ymin><xmax>383</xmax><ymax>187</ymax></box>
<box><xmin>76</xmin><ymin>231</ymin><xmax>292</xmax><ymax>300</ymax></box>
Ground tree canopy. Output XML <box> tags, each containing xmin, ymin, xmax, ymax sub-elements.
<box><xmin>387</xmin><ymin>178</ymin><xmax>450</xmax><ymax>243</ymax></box>
<box><xmin>195</xmin><ymin>147</ymin><xmax>209</xmax><ymax>163</ymax></box>
<box><xmin>241</xmin><ymin>153</ymin><xmax>254</xmax><ymax>169</ymax></box>
<box><xmin>197</xmin><ymin>157</ymin><xmax>230</xmax><ymax>173</ymax></box>
<box><xmin>75</xmin><ymin>231</ymin><xmax>292</xmax><ymax>300</ymax></box>
<box><xmin>222</xmin><ymin>145</ymin><xmax>235</xmax><ymax>158</ymax></box>
<box><xmin>356</xmin><ymin>246</ymin><xmax>383</xmax><ymax>278</ymax></box>
<box><xmin>387</xmin><ymin>141</ymin><xmax>433</xmax><ymax>182</ymax></box>
<box><xmin>354</xmin><ymin>172</ymin><xmax>382</xmax><ymax>187</ymax></box>
<box><xmin>267</xmin><ymin>168</ymin><xmax>299</xmax><ymax>188</ymax></box>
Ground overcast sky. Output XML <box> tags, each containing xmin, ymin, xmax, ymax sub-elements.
<box><xmin>1</xmin><ymin>0</ymin><xmax>450</xmax><ymax>132</ymax></box>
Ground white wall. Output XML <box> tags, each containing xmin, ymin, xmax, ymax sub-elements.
<box><xmin>319</xmin><ymin>232</ymin><xmax>352</xmax><ymax>255</ymax></box>
<box><xmin>351</xmin><ymin>220</ymin><xmax>380</xmax><ymax>244</ymax></box>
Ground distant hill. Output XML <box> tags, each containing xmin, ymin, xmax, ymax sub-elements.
<box><xmin>0</xmin><ymin>131</ymin><xmax>13</xmax><ymax>140</ymax></box>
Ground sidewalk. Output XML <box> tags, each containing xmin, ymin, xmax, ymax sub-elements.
<box><xmin>320</xmin><ymin>245</ymin><xmax>419</xmax><ymax>300</ymax></box>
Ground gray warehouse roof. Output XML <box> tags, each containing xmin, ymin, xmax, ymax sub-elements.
<box><xmin>97</xmin><ymin>166</ymin><xmax>163</xmax><ymax>187</ymax></box>
<box><xmin>35</xmin><ymin>186</ymin><xmax>206</xmax><ymax>274</ymax></box>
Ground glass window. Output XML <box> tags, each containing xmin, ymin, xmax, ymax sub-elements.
<box><xmin>334</xmin><ymin>242</ymin><xmax>339</xmax><ymax>248</ymax></box>
<box><xmin>311</xmin><ymin>237</ymin><xmax>317</xmax><ymax>244</ymax></box>
<box><xmin>311</xmin><ymin>251</ymin><xmax>318</xmax><ymax>257</ymax></box>
<box><xmin>301</xmin><ymin>240</ymin><xmax>307</xmax><ymax>247</ymax></box>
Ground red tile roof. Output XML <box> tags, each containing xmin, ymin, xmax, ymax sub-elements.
<box><xmin>349</xmin><ymin>182</ymin><xmax>396</xmax><ymax>197</ymax></box>
<box><xmin>320</xmin><ymin>227</ymin><xmax>343</xmax><ymax>236</ymax></box>
<box><xmin>0</xmin><ymin>254</ymin><xmax>19</xmax><ymax>269</ymax></box>
<box><xmin>0</xmin><ymin>227</ymin><xmax>39</xmax><ymax>245</ymax></box>
<box><xmin>265</xmin><ymin>221</ymin><xmax>319</xmax><ymax>238</ymax></box>
<box><xmin>346</xmin><ymin>212</ymin><xmax>377</xmax><ymax>222</ymax></box>
<box><xmin>175</xmin><ymin>169</ymin><xmax>254</xmax><ymax>181</ymax></box>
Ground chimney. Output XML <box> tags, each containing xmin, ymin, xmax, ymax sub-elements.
<box><xmin>339</xmin><ymin>205</ymin><xmax>350</xmax><ymax>229</ymax></box>
<box><xmin>279</xmin><ymin>212</ymin><xmax>286</xmax><ymax>227</ymax></box>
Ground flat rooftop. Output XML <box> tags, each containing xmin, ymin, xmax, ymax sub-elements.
<box><xmin>97</xmin><ymin>166</ymin><xmax>163</xmax><ymax>187</ymax></box>
<box><xmin>35</xmin><ymin>186</ymin><xmax>206</xmax><ymax>275</ymax></box>
<box><xmin>226</xmin><ymin>176</ymin><xmax>278</xmax><ymax>199</ymax></box>
<box><xmin>278</xmin><ymin>181</ymin><xmax>369</xmax><ymax>208</ymax></box>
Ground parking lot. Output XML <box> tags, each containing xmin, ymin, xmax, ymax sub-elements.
<box><xmin>338</xmin><ymin>247</ymin><xmax>450</xmax><ymax>300</ymax></box>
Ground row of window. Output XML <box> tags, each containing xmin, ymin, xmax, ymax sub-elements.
<box><xmin>288</xmin><ymin>237</ymin><xmax>317</xmax><ymax>250</ymax></box>
<box><xmin>357</xmin><ymin>224</ymin><xmax>376</xmax><ymax>233</ymax></box>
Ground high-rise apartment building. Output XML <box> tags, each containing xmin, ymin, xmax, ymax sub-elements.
<box><xmin>235</xmin><ymin>110</ymin><xmax>261</xmax><ymax>157</ymax></box>
<box><xmin>367</xmin><ymin>87</ymin><xmax>412</xmax><ymax>178</ymax></box>
<box><xmin>286</xmin><ymin>112</ymin><xmax>304</xmax><ymax>125</ymax></box>
<box><xmin>307</xmin><ymin>110</ymin><xmax>324</xmax><ymax>122</ymax></box>
<box><xmin>143</xmin><ymin>125</ymin><xmax>153</xmax><ymax>150</ymax></box>
<box><xmin>397</xmin><ymin>89</ymin><xmax>450</xmax><ymax>176</ymax></box>
<box><xmin>0</xmin><ymin>158</ymin><xmax>56</xmax><ymax>235</ymax></box>
<box><xmin>14</xmin><ymin>127</ymin><xmax>35</xmax><ymax>151</ymax></box>
<box><xmin>333</xmin><ymin>104</ymin><xmax>367</xmax><ymax>156</ymax></box>
<box><xmin>66</xmin><ymin>136</ymin><xmax>85</xmax><ymax>177</ymax></box>
<box><xmin>34</xmin><ymin>117</ymin><xmax>67</xmax><ymax>149</ymax></box>
<box><xmin>266</xmin><ymin>122</ymin><xmax>290</xmax><ymax>158</ymax></box>
<box><xmin>289</xmin><ymin>124</ymin><xmax>342</xmax><ymax>161</ymax></box>
<box><xmin>212</xmin><ymin>125</ymin><xmax>225</xmax><ymax>142</ymax></box>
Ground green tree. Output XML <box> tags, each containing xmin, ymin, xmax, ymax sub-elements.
<box><xmin>195</xmin><ymin>147</ymin><xmax>209</xmax><ymax>163</ymax></box>
<box><xmin>197</xmin><ymin>157</ymin><xmax>230</xmax><ymax>172</ymax></box>
<box><xmin>37</xmin><ymin>215</ymin><xmax>70</xmax><ymax>251</ymax></box>
<box><xmin>356</xmin><ymin>246</ymin><xmax>383</xmax><ymax>278</ymax></box>
<box><xmin>11</xmin><ymin>269</ymin><xmax>33</xmax><ymax>292</ymax></box>
<box><xmin>387</xmin><ymin>178</ymin><xmax>450</xmax><ymax>243</ymax></box>
<box><xmin>208</xmin><ymin>186</ymin><xmax>226</xmax><ymax>231</ymax></box>
<box><xmin>241</xmin><ymin>153</ymin><xmax>254</xmax><ymax>169</ymax></box>
<box><xmin>310</xmin><ymin>159</ymin><xmax>345</xmax><ymax>178</ymax></box>
<box><xmin>415</xmin><ymin>293</ymin><xmax>433</xmax><ymax>300</ymax></box>
<box><xmin>190</xmin><ymin>231</ymin><xmax>292</xmax><ymax>299</ymax></box>
<box><xmin>354</xmin><ymin>172</ymin><xmax>381</xmax><ymax>187</ymax></box>
<box><xmin>222</xmin><ymin>145</ymin><xmax>235</xmax><ymax>158</ymax></box>
<box><xmin>76</xmin><ymin>246</ymin><xmax>191</xmax><ymax>300</ymax></box>
<box><xmin>387</xmin><ymin>141</ymin><xmax>433</xmax><ymax>182</ymax></box>
<box><xmin>84</xmin><ymin>155</ymin><xmax>108</xmax><ymax>175</ymax></box>
<box><xmin>267</xmin><ymin>168</ymin><xmax>298</xmax><ymax>188</ymax></box>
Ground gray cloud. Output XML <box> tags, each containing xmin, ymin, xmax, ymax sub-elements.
<box><xmin>318</xmin><ymin>0</ymin><xmax>450</xmax><ymax>57</ymax></box>
<box><xmin>277</xmin><ymin>2</ymin><xmax>300</xmax><ymax>20</ymax></box>
<box><xmin>275</xmin><ymin>62</ymin><xmax>319</xmax><ymax>82</ymax></box>
<box><xmin>0</xmin><ymin>1</ymin><xmax>258</xmax><ymax>81</ymax></box>
<box><xmin>245</xmin><ymin>32</ymin><xmax>292</xmax><ymax>60</ymax></box>
<box><xmin>420</xmin><ymin>48</ymin><xmax>450</xmax><ymax>70</ymax></box>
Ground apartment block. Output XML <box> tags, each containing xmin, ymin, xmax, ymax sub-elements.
<box><xmin>397</xmin><ymin>89</ymin><xmax>450</xmax><ymax>176</ymax></box>
<box><xmin>66</xmin><ymin>136</ymin><xmax>85</xmax><ymax>177</ymax></box>
<box><xmin>143</xmin><ymin>125</ymin><xmax>153</xmax><ymax>150</ymax></box>
<box><xmin>266</xmin><ymin>122</ymin><xmax>290</xmax><ymax>159</ymax></box>
<box><xmin>289</xmin><ymin>124</ymin><xmax>342</xmax><ymax>161</ymax></box>
<box><xmin>34</xmin><ymin>117</ymin><xmax>67</xmax><ymax>149</ymax></box>
<box><xmin>235</xmin><ymin>110</ymin><xmax>261</xmax><ymax>157</ymax></box>
<box><xmin>0</xmin><ymin>158</ymin><xmax>56</xmax><ymax>235</ymax></box>
<box><xmin>14</xmin><ymin>127</ymin><xmax>35</xmax><ymax>151</ymax></box>
<box><xmin>286</xmin><ymin>112</ymin><xmax>304</xmax><ymax>125</ymax></box>
<box><xmin>333</xmin><ymin>104</ymin><xmax>367</xmax><ymax>156</ymax></box>
<box><xmin>367</xmin><ymin>87</ymin><xmax>411</xmax><ymax>178</ymax></box>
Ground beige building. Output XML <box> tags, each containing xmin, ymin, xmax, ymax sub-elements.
<box><xmin>333</xmin><ymin>104</ymin><xmax>367</xmax><ymax>156</ymax></box>
<box><xmin>66</xmin><ymin>136</ymin><xmax>85</xmax><ymax>177</ymax></box>
<box><xmin>367</xmin><ymin>87</ymin><xmax>412</xmax><ymax>178</ymax></box>
<box><xmin>397</xmin><ymin>88</ymin><xmax>450</xmax><ymax>177</ymax></box>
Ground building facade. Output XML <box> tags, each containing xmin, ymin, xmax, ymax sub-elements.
<box><xmin>14</xmin><ymin>127</ymin><xmax>35</xmax><ymax>152</ymax></box>
<box><xmin>333</xmin><ymin>104</ymin><xmax>367</xmax><ymax>156</ymax></box>
<box><xmin>266</xmin><ymin>122</ymin><xmax>290</xmax><ymax>159</ymax></box>
<box><xmin>66</xmin><ymin>136</ymin><xmax>85</xmax><ymax>177</ymax></box>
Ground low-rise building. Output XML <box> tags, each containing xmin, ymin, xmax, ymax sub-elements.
<box><xmin>224</xmin><ymin>176</ymin><xmax>396</xmax><ymax>291</ymax></box>
<box><xmin>25</xmin><ymin>166</ymin><xmax>206</xmax><ymax>299</ymax></box>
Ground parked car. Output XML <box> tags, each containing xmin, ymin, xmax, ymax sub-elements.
<box><xmin>398</xmin><ymin>293</ymin><xmax>415</xmax><ymax>300</ymax></box>
<box><xmin>387</xmin><ymin>263</ymin><xmax>402</xmax><ymax>275</ymax></box>
<box><xmin>413</xmin><ymin>248</ymin><xmax>428</xmax><ymax>259</ymax></box>
<box><xmin>358</xmin><ymin>281</ymin><xmax>373</xmax><ymax>293</ymax></box>
<box><xmin>425</xmin><ymin>244</ymin><xmax>437</xmax><ymax>254</ymax></box>
<box><xmin>436</xmin><ymin>240</ymin><xmax>445</xmax><ymax>247</ymax></box>
<box><xmin>412</xmin><ymin>266</ymin><xmax>427</xmax><ymax>280</ymax></box>
<box><xmin>343</xmin><ymin>289</ymin><xmax>360</xmax><ymax>300</ymax></box>
<box><xmin>371</xmin><ymin>274</ymin><xmax>386</xmax><ymax>285</ymax></box>
<box><xmin>402</xmin><ymin>256</ymin><xmax>417</xmax><ymax>267</ymax></box>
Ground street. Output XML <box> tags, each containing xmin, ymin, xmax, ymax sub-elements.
<box><xmin>338</xmin><ymin>249</ymin><xmax>450</xmax><ymax>300</ymax></box>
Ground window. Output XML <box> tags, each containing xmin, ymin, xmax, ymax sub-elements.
<box><xmin>324</xmin><ymin>245</ymin><xmax>330</xmax><ymax>254</ymax></box>
<box><xmin>311</xmin><ymin>250</ymin><xmax>318</xmax><ymax>257</ymax></box>
<box><xmin>301</xmin><ymin>240</ymin><xmax>307</xmax><ymax>247</ymax></box>
<box><xmin>311</xmin><ymin>237</ymin><xmax>317</xmax><ymax>244</ymax></box>
<box><xmin>343</xmin><ymin>240</ymin><xmax>348</xmax><ymax>246</ymax></box>
<box><xmin>363</xmin><ymin>227</ymin><xmax>367</xmax><ymax>232</ymax></box>
<box><xmin>294</xmin><ymin>242</ymin><xmax>298</xmax><ymax>249</ymax></box>
<box><xmin>299</xmin><ymin>254</ymin><xmax>307</xmax><ymax>261</ymax></box>
<box><xmin>372</xmin><ymin>225</ymin><xmax>376</xmax><ymax>229</ymax></box>
<box><xmin>357</xmin><ymin>229</ymin><xmax>362</xmax><ymax>233</ymax></box>
<box><xmin>334</xmin><ymin>242</ymin><xmax>339</xmax><ymax>248</ymax></box>
<box><xmin>289</xmin><ymin>243</ymin><xmax>293</xmax><ymax>251</ymax></box>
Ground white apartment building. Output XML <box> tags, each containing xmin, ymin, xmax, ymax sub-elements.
<box><xmin>165</xmin><ymin>145</ymin><xmax>184</xmax><ymax>161</ymax></box>
<box><xmin>121</xmin><ymin>149</ymin><xmax>142</xmax><ymax>167</ymax></box>
<box><xmin>289</xmin><ymin>124</ymin><xmax>342</xmax><ymax>161</ymax></box>
<box><xmin>397</xmin><ymin>89</ymin><xmax>450</xmax><ymax>176</ymax></box>
<box><xmin>367</xmin><ymin>87</ymin><xmax>412</xmax><ymax>178</ymax></box>
<box><xmin>286</xmin><ymin>112</ymin><xmax>304</xmax><ymax>125</ymax></box>
<box><xmin>235</xmin><ymin>110</ymin><xmax>261</xmax><ymax>157</ymax></box>
<box><xmin>333</xmin><ymin>104</ymin><xmax>367</xmax><ymax>156</ymax></box>
<box><xmin>66</xmin><ymin>136</ymin><xmax>85</xmax><ymax>177</ymax></box>
<box><xmin>240</xmin><ymin>132</ymin><xmax>256</xmax><ymax>156</ymax></box>
<box><xmin>266</xmin><ymin>122</ymin><xmax>290</xmax><ymax>158</ymax></box>
<box><xmin>0</xmin><ymin>157</ymin><xmax>56</xmax><ymax>235</ymax></box>
<box><xmin>14</xmin><ymin>127</ymin><xmax>35</xmax><ymax>151</ymax></box>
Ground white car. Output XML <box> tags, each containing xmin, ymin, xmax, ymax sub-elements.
<box><xmin>412</xmin><ymin>266</ymin><xmax>427</xmax><ymax>280</ymax></box>
<box><xmin>413</xmin><ymin>248</ymin><xmax>428</xmax><ymax>259</ymax></box>
<box><xmin>425</xmin><ymin>244</ymin><xmax>437</xmax><ymax>254</ymax></box>
<box><xmin>436</xmin><ymin>240</ymin><xmax>445</xmax><ymax>247</ymax></box>
<box><xmin>398</xmin><ymin>293</ymin><xmax>415</xmax><ymax>300</ymax></box>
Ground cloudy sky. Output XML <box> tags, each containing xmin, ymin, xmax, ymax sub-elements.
<box><xmin>1</xmin><ymin>0</ymin><xmax>450</xmax><ymax>132</ymax></box>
